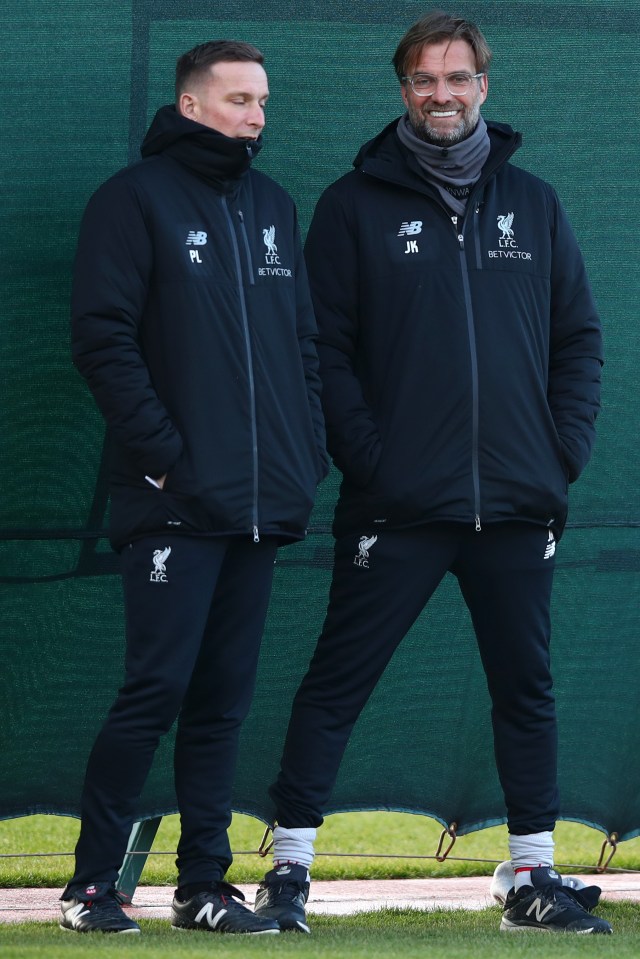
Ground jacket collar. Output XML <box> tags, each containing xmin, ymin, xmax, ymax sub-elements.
<box><xmin>141</xmin><ymin>104</ymin><xmax>263</xmax><ymax>193</ymax></box>
<box><xmin>354</xmin><ymin>117</ymin><xmax>521</xmax><ymax>200</ymax></box>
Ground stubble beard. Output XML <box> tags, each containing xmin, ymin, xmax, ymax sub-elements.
<box><xmin>407</xmin><ymin>98</ymin><xmax>482</xmax><ymax>146</ymax></box>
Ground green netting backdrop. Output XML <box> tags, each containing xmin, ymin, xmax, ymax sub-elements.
<box><xmin>1</xmin><ymin>1</ymin><xmax>639</xmax><ymax>842</ymax></box>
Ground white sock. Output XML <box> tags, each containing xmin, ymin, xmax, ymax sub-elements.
<box><xmin>272</xmin><ymin>826</ymin><xmax>316</xmax><ymax>870</ymax></box>
<box><xmin>509</xmin><ymin>831</ymin><xmax>555</xmax><ymax>890</ymax></box>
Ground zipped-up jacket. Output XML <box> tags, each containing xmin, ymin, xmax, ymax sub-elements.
<box><xmin>72</xmin><ymin>106</ymin><xmax>328</xmax><ymax>549</ymax></box>
<box><xmin>304</xmin><ymin>118</ymin><xmax>602</xmax><ymax>538</ymax></box>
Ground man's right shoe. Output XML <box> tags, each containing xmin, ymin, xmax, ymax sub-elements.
<box><xmin>171</xmin><ymin>881</ymin><xmax>279</xmax><ymax>934</ymax></box>
<box><xmin>60</xmin><ymin>883</ymin><xmax>140</xmax><ymax>933</ymax></box>
<box><xmin>254</xmin><ymin>863</ymin><xmax>311</xmax><ymax>933</ymax></box>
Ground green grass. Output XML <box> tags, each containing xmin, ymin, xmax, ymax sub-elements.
<box><xmin>0</xmin><ymin>904</ymin><xmax>639</xmax><ymax>959</ymax></box>
<box><xmin>1</xmin><ymin>811</ymin><xmax>638</xmax><ymax>887</ymax></box>
<box><xmin>2</xmin><ymin>813</ymin><xmax>639</xmax><ymax>958</ymax></box>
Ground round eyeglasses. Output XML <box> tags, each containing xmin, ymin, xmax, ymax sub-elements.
<box><xmin>402</xmin><ymin>72</ymin><xmax>485</xmax><ymax>97</ymax></box>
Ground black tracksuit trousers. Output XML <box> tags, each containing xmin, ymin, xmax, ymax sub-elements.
<box><xmin>270</xmin><ymin>522</ymin><xmax>559</xmax><ymax>835</ymax></box>
<box><xmin>67</xmin><ymin>534</ymin><xmax>277</xmax><ymax>893</ymax></box>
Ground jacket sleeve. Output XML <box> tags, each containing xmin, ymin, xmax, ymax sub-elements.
<box><xmin>304</xmin><ymin>183</ymin><xmax>382</xmax><ymax>486</ymax></box>
<box><xmin>70</xmin><ymin>175</ymin><xmax>183</xmax><ymax>478</ymax></box>
<box><xmin>292</xmin><ymin>209</ymin><xmax>330</xmax><ymax>479</ymax></box>
<box><xmin>548</xmin><ymin>192</ymin><xmax>603</xmax><ymax>483</ymax></box>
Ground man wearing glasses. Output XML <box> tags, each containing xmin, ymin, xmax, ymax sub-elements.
<box><xmin>253</xmin><ymin>11</ymin><xmax>609</xmax><ymax>936</ymax></box>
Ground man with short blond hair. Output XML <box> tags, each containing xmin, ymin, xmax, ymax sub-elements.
<box><xmin>60</xmin><ymin>39</ymin><xmax>327</xmax><ymax>935</ymax></box>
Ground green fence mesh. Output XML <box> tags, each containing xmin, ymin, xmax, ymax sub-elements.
<box><xmin>1</xmin><ymin>1</ymin><xmax>639</xmax><ymax>842</ymax></box>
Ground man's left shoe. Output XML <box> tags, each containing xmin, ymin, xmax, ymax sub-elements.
<box><xmin>500</xmin><ymin>867</ymin><xmax>612</xmax><ymax>934</ymax></box>
<box><xmin>171</xmin><ymin>881</ymin><xmax>280</xmax><ymax>934</ymax></box>
<box><xmin>490</xmin><ymin>860</ymin><xmax>588</xmax><ymax>906</ymax></box>
<box><xmin>254</xmin><ymin>863</ymin><xmax>311</xmax><ymax>933</ymax></box>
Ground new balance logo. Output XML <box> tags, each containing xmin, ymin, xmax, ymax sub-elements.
<box><xmin>398</xmin><ymin>220</ymin><xmax>422</xmax><ymax>236</ymax></box>
<box><xmin>186</xmin><ymin>231</ymin><xmax>207</xmax><ymax>263</ymax></box>
<box><xmin>525</xmin><ymin>897</ymin><xmax>554</xmax><ymax>923</ymax></box>
<box><xmin>544</xmin><ymin>531</ymin><xmax>556</xmax><ymax>560</ymax></box>
<box><xmin>186</xmin><ymin>231</ymin><xmax>208</xmax><ymax>246</ymax></box>
<box><xmin>65</xmin><ymin>902</ymin><xmax>91</xmax><ymax>927</ymax></box>
<box><xmin>150</xmin><ymin>546</ymin><xmax>171</xmax><ymax>583</ymax></box>
<box><xmin>194</xmin><ymin>902</ymin><xmax>227</xmax><ymax>929</ymax></box>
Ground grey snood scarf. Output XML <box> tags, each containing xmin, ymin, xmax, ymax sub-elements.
<box><xmin>396</xmin><ymin>113</ymin><xmax>490</xmax><ymax>215</ymax></box>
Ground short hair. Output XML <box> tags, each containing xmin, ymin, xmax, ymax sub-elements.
<box><xmin>392</xmin><ymin>10</ymin><xmax>492</xmax><ymax>80</ymax></box>
<box><xmin>175</xmin><ymin>40</ymin><xmax>265</xmax><ymax>101</ymax></box>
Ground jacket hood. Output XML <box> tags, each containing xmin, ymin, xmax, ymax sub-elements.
<box><xmin>141</xmin><ymin>104</ymin><xmax>263</xmax><ymax>190</ymax></box>
<box><xmin>353</xmin><ymin>116</ymin><xmax>521</xmax><ymax>184</ymax></box>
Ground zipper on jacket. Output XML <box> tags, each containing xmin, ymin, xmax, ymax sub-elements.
<box><xmin>237</xmin><ymin>210</ymin><xmax>256</xmax><ymax>285</ymax></box>
<box><xmin>460</xmin><ymin>249</ymin><xmax>481</xmax><ymax>526</ymax></box>
<box><xmin>222</xmin><ymin>197</ymin><xmax>260</xmax><ymax>540</ymax></box>
<box><xmin>364</xmin><ymin>139</ymin><xmax>524</xmax><ymax>530</ymax></box>
<box><xmin>473</xmin><ymin>202</ymin><xmax>483</xmax><ymax>269</ymax></box>
<box><xmin>451</xmin><ymin>214</ymin><xmax>465</xmax><ymax>250</ymax></box>
<box><xmin>452</xmin><ymin>215</ymin><xmax>482</xmax><ymax>529</ymax></box>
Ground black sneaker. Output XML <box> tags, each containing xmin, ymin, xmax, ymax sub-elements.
<box><xmin>500</xmin><ymin>867</ymin><xmax>612</xmax><ymax>934</ymax></box>
<box><xmin>254</xmin><ymin>863</ymin><xmax>311</xmax><ymax>933</ymax></box>
<box><xmin>60</xmin><ymin>882</ymin><xmax>140</xmax><ymax>934</ymax></box>
<box><xmin>171</xmin><ymin>881</ymin><xmax>279</xmax><ymax>934</ymax></box>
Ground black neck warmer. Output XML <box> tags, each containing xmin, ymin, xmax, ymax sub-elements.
<box><xmin>141</xmin><ymin>105</ymin><xmax>263</xmax><ymax>193</ymax></box>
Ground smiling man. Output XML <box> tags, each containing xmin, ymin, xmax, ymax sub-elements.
<box><xmin>400</xmin><ymin>35</ymin><xmax>487</xmax><ymax>145</ymax></box>
<box><xmin>60</xmin><ymin>40</ymin><xmax>328</xmax><ymax>935</ymax></box>
<box><xmin>254</xmin><ymin>11</ymin><xmax>610</xmax><ymax>938</ymax></box>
